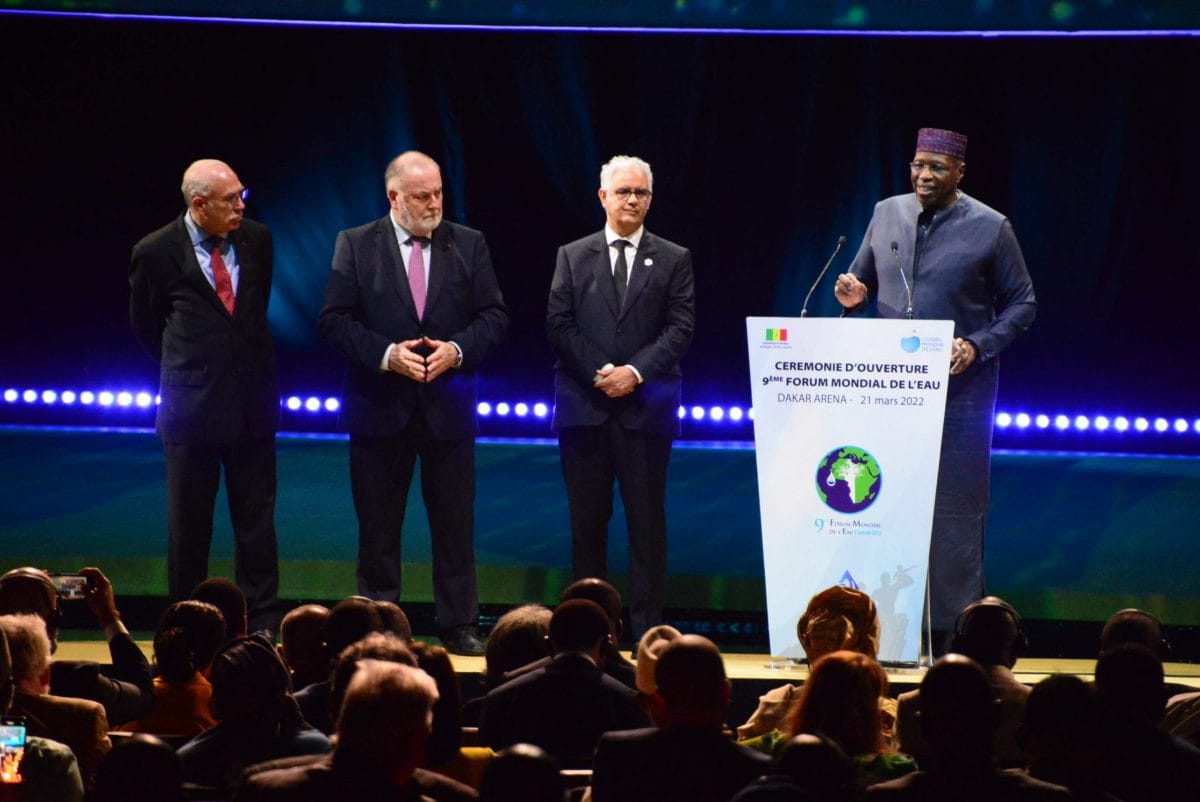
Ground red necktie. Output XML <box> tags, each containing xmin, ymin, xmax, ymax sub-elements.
<box><xmin>408</xmin><ymin>236</ymin><xmax>428</xmax><ymax>319</ymax></box>
<box><xmin>210</xmin><ymin>238</ymin><xmax>235</xmax><ymax>315</ymax></box>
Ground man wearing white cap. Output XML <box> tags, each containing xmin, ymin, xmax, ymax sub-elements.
<box><xmin>834</xmin><ymin>128</ymin><xmax>1036</xmax><ymax>643</ymax></box>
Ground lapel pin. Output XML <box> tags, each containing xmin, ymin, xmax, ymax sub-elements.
<box><xmin>644</xmin><ymin>258</ymin><xmax>653</xmax><ymax>267</ymax></box>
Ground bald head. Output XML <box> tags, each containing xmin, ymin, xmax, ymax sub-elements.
<box><xmin>385</xmin><ymin>151</ymin><xmax>443</xmax><ymax>236</ymax></box>
<box><xmin>654</xmin><ymin>634</ymin><xmax>729</xmax><ymax>724</ymax></box>
<box><xmin>181</xmin><ymin>159</ymin><xmax>245</xmax><ymax>236</ymax></box>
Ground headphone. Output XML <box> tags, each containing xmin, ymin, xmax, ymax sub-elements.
<box><xmin>1101</xmin><ymin>608</ymin><xmax>1171</xmax><ymax>661</ymax></box>
<box><xmin>950</xmin><ymin>596</ymin><xmax>1028</xmax><ymax>659</ymax></box>
<box><xmin>0</xmin><ymin>567</ymin><xmax>62</xmax><ymax>636</ymax></box>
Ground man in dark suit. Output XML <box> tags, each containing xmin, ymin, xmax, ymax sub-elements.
<box><xmin>478</xmin><ymin>599</ymin><xmax>646</xmax><ymax>764</ymax></box>
<box><xmin>547</xmin><ymin>154</ymin><xmax>695</xmax><ymax>640</ymax></box>
<box><xmin>129</xmin><ymin>159</ymin><xmax>280</xmax><ymax>634</ymax></box>
<box><xmin>317</xmin><ymin>151</ymin><xmax>508</xmax><ymax>656</ymax></box>
<box><xmin>590</xmin><ymin>634</ymin><xmax>769</xmax><ymax>802</ymax></box>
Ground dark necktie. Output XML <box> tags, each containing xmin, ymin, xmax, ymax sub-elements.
<box><xmin>408</xmin><ymin>236</ymin><xmax>429</xmax><ymax>319</ymax></box>
<box><xmin>209</xmin><ymin>238</ymin><xmax>235</xmax><ymax>315</ymax></box>
<box><xmin>612</xmin><ymin>239</ymin><xmax>630</xmax><ymax>309</ymax></box>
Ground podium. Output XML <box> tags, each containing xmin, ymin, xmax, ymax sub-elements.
<box><xmin>746</xmin><ymin>316</ymin><xmax>954</xmax><ymax>664</ymax></box>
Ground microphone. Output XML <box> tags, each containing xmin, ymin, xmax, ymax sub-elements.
<box><xmin>801</xmin><ymin>235</ymin><xmax>848</xmax><ymax>317</ymax></box>
<box><xmin>891</xmin><ymin>241</ymin><xmax>913</xmax><ymax>319</ymax></box>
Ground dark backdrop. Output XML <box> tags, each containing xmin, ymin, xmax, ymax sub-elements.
<box><xmin>4</xmin><ymin>16</ymin><xmax>1198</xmax><ymax>417</ymax></box>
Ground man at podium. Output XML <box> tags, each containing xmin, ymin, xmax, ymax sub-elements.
<box><xmin>833</xmin><ymin>127</ymin><xmax>1036</xmax><ymax>645</ymax></box>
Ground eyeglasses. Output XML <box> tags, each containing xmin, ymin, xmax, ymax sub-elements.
<box><xmin>211</xmin><ymin>188</ymin><xmax>249</xmax><ymax>205</ymax></box>
<box><xmin>909</xmin><ymin>161</ymin><xmax>952</xmax><ymax>176</ymax></box>
<box><xmin>612</xmin><ymin>187</ymin><xmax>652</xmax><ymax>200</ymax></box>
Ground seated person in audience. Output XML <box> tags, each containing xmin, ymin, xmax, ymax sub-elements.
<box><xmin>742</xmin><ymin>651</ymin><xmax>916</xmax><ymax>789</ymax></box>
<box><xmin>0</xmin><ymin>624</ymin><xmax>85</xmax><ymax>802</ymax></box>
<box><xmin>91</xmin><ymin>733</ymin><xmax>185</xmax><ymax>802</ymax></box>
<box><xmin>191</xmin><ymin>577</ymin><xmax>249</xmax><ymax>644</ymax></box>
<box><xmin>176</xmin><ymin>634</ymin><xmax>329</xmax><ymax>791</ymax></box>
<box><xmin>377</xmin><ymin>600</ymin><xmax>415</xmax><ymax>640</ymax></box>
<box><xmin>118</xmin><ymin>600</ymin><xmax>225</xmax><ymax>736</ymax></box>
<box><xmin>1093</xmin><ymin>642</ymin><xmax>1200</xmax><ymax>802</ymax></box>
<box><xmin>241</xmin><ymin>631</ymin><xmax>476</xmax><ymax>801</ymax></box>
<box><xmin>866</xmin><ymin>655</ymin><xmax>1069</xmax><ymax>801</ymax></box>
<box><xmin>738</xmin><ymin>585</ymin><xmax>890</xmax><ymax>741</ymax></box>
<box><xmin>479</xmin><ymin>743</ymin><xmax>564</xmax><ymax>802</ymax></box>
<box><xmin>732</xmin><ymin>733</ymin><xmax>855</xmax><ymax>802</ymax></box>
<box><xmin>461</xmin><ymin>603</ymin><xmax>552</xmax><ymax>726</ymax></box>
<box><xmin>236</xmin><ymin>660</ymin><xmax>476</xmax><ymax>801</ymax></box>
<box><xmin>412</xmin><ymin>641</ymin><xmax>495</xmax><ymax>789</ymax></box>
<box><xmin>294</xmin><ymin>596</ymin><xmax>390</xmax><ymax>733</ymax></box>
<box><xmin>0</xmin><ymin>613</ymin><xmax>110</xmax><ymax>788</ymax></box>
<box><xmin>478</xmin><ymin>599</ymin><xmax>646</xmax><ymax>763</ymax></box>
<box><xmin>276</xmin><ymin>604</ymin><xmax>330</xmax><ymax>693</ymax></box>
<box><xmin>590</xmin><ymin>634</ymin><xmax>769</xmax><ymax>802</ymax></box>
<box><xmin>1019</xmin><ymin>673</ymin><xmax>1119</xmax><ymax>802</ymax></box>
<box><xmin>895</xmin><ymin>596</ymin><xmax>1029</xmax><ymax>767</ymax></box>
<box><xmin>0</xmin><ymin>566</ymin><xmax>154</xmax><ymax>727</ymax></box>
<box><xmin>633</xmin><ymin>625</ymin><xmax>681</xmax><ymax>703</ymax></box>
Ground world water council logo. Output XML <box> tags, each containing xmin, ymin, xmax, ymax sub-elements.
<box><xmin>815</xmin><ymin>446</ymin><xmax>882</xmax><ymax>513</ymax></box>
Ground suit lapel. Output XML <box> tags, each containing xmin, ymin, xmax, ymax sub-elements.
<box><xmin>620</xmin><ymin>231</ymin><xmax>657</xmax><ymax>321</ymax></box>
<box><xmin>425</xmin><ymin>224</ymin><xmax>450</xmax><ymax>318</ymax></box>
<box><xmin>591</xmin><ymin>233</ymin><xmax>621</xmax><ymax>320</ymax></box>
<box><xmin>175</xmin><ymin>215</ymin><xmax>231</xmax><ymax>319</ymax></box>
<box><xmin>380</xmin><ymin>216</ymin><xmax>421</xmax><ymax>323</ymax></box>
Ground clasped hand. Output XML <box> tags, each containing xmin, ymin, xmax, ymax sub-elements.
<box><xmin>389</xmin><ymin>336</ymin><xmax>457</xmax><ymax>383</ymax></box>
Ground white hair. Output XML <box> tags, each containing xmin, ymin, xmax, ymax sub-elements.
<box><xmin>600</xmin><ymin>155</ymin><xmax>653</xmax><ymax>192</ymax></box>
<box><xmin>0</xmin><ymin>614</ymin><xmax>51</xmax><ymax>685</ymax></box>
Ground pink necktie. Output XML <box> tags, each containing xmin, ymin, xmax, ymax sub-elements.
<box><xmin>408</xmin><ymin>236</ymin><xmax>427</xmax><ymax>319</ymax></box>
<box><xmin>210</xmin><ymin>238</ymin><xmax>235</xmax><ymax>315</ymax></box>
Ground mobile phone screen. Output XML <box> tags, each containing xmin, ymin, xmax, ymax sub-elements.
<box><xmin>49</xmin><ymin>574</ymin><xmax>88</xmax><ymax>601</ymax></box>
<box><xmin>0</xmin><ymin>723</ymin><xmax>26</xmax><ymax>784</ymax></box>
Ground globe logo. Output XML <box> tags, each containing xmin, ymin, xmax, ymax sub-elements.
<box><xmin>815</xmin><ymin>446</ymin><xmax>882</xmax><ymax>513</ymax></box>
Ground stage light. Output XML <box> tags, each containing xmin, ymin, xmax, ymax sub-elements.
<box><xmin>155</xmin><ymin>394</ymin><xmax>161</xmax><ymax>405</ymax></box>
<box><xmin>690</xmin><ymin>406</ymin><xmax>705</xmax><ymax>420</ymax></box>
<box><xmin>1154</xmin><ymin>418</ymin><xmax>1169</xmax><ymax>433</ymax></box>
<box><xmin>3</xmin><ymin>389</ymin><xmax>16</xmax><ymax>403</ymax></box>
<box><xmin>995</xmin><ymin>412</ymin><xmax>1012</xmax><ymax>428</ymax></box>
<box><xmin>61</xmin><ymin>391</ymin><xmax>76</xmax><ymax>405</ymax></box>
<box><xmin>41</xmin><ymin>390</ymin><xmax>57</xmax><ymax>404</ymax></box>
<box><xmin>1015</xmin><ymin>413</ymin><xmax>1032</xmax><ymax>429</ymax></box>
<box><xmin>1094</xmin><ymin>415</ymin><xmax>1110</xmax><ymax>431</ymax></box>
<box><xmin>1134</xmin><ymin>417</ymin><xmax>1149</xmax><ymax>432</ymax></box>
<box><xmin>496</xmin><ymin>402</ymin><xmax>510</xmax><ymax>416</ymax></box>
<box><xmin>678</xmin><ymin>406</ymin><xmax>686</xmax><ymax>419</ymax></box>
<box><xmin>1035</xmin><ymin>414</ymin><xmax>1049</xmax><ymax>429</ymax></box>
<box><xmin>98</xmin><ymin>392</ymin><xmax>115</xmax><ymax>407</ymax></box>
<box><xmin>117</xmin><ymin>392</ymin><xmax>133</xmax><ymax>407</ymax></box>
<box><xmin>324</xmin><ymin>397</ymin><xmax>339</xmax><ymax>412</ymax></box>
<box><xmin>285</xmin><ymin>396</ymin><xmax>302</xmax><ymax>411</ymax></box>
<box><xmin>81</xmin><ymin>391</ymin><xmax>95</xmax><ymax>405</ymax></box>
<box><xmin>477</xmin><ymin>402</ymin><xmax>492</xmax><ymax>416</ymax></box>
<box><xmin>1174</xmin><ymin>418</ymin><xmax>1188</xmax><ymax>433</ymax></box>
<box><xmin>749</xmin><ymin>408</ymin><xmax>756</xmax><ymax>420</ymax></box>
<box><xmin>709</xmin><ymin>406</ymin><xmax>724</xmax><ymax>421</ymax></box>
<box><xmin>1054</xmin><ymin>414</ymin><xmax>1070</xmax><ymax>430</ymax></box>
<box><xmin>728</xmin><ymin>406</ymin><xmax>744</xmax><ymax>421</ymax></box>
<box><xmin>304</xmin><ymin>397</ymin><xmax>321</xmax><ymax>412</ymax></box>
<box><xmin>514</xmin><ymin>402</ymin><xmax>529</xmax><ymax>417</ymax></box>
<box><xmin>22</xmin><ymin>390</ymin><xmax>36</xmax><ymax>403</ymax></box>
<box><xmin>1114</xmin><ymin>416</ymin><xmax>1129</xmax><ymax>432</ymax></box>
<box><xmin>1194</xmin><ymin>419</ymin><xmax>1200</xmax><ymax>434</ymax></box>
<box><xmin>533</xmin><ymin>402</ymin><xmax>549</xmax><ymax>418</ymax></box>
<box><xmin>135</xmin><ymin>392</ymin><xmax>153</xmax><ymax>408</ymax></box>
<box><xmin>1074</xmin><ymin>415</ymin><xmax>1090</xmax><ymax>431</ymax></box>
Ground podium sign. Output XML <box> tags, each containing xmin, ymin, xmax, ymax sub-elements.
<box><xmin>746</xmin><ymin>317</ymin><xmax>953</xmax><ymax>663</ymax></box>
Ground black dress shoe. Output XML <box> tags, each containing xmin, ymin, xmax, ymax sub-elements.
<box><xmin>441</xmin><ymin>625</ymin><xmax>485</xmax><ymax>656</ymax></box>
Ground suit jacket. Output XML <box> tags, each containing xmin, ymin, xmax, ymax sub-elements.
<box><xmin>590</xmin><ymin>725</ymin><xmax>770</xmax><ymax>802</ymax></box>
<box><xmin>477</xmin><ymin>651</ymin><xmax>647</xmax><ymax>762</ymax></box>
<box><xmin>317</xmin><ymin>217</ymin><xmax>508</xmax><ymax>440</ymax></box>
<box><xmin>236</xmin><ymin>754</ymin><xmax>477</xmax><ymax>802</ymax></box>
<box><xmin>895</xmin><ymin>664</ymin><xmax>1029</xmax><ymax>768</ymax></box>
<box><xmin>129</xmin><ymin>214</ymin><xmax>279</xmax><ymax>443</ymax></box>
<box><xmin>12</xmin><ymin>691</ymin><xmax>111</xmax><ymax>785</ymax></box>
<box><xmin>547</xmin><ymin>229</ymin><xmax>695</xmax><ymax>437</ymax></box>
<box><xmin>50</xmin><ymin>630</ymin><xmax>156</xmax><ymax>726</ymax></box>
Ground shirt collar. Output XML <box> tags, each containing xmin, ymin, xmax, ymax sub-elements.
<box><xmin>605</xmin><ymin>224</ymin><xmax>644</xmax><ymax>249</ymax></box>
